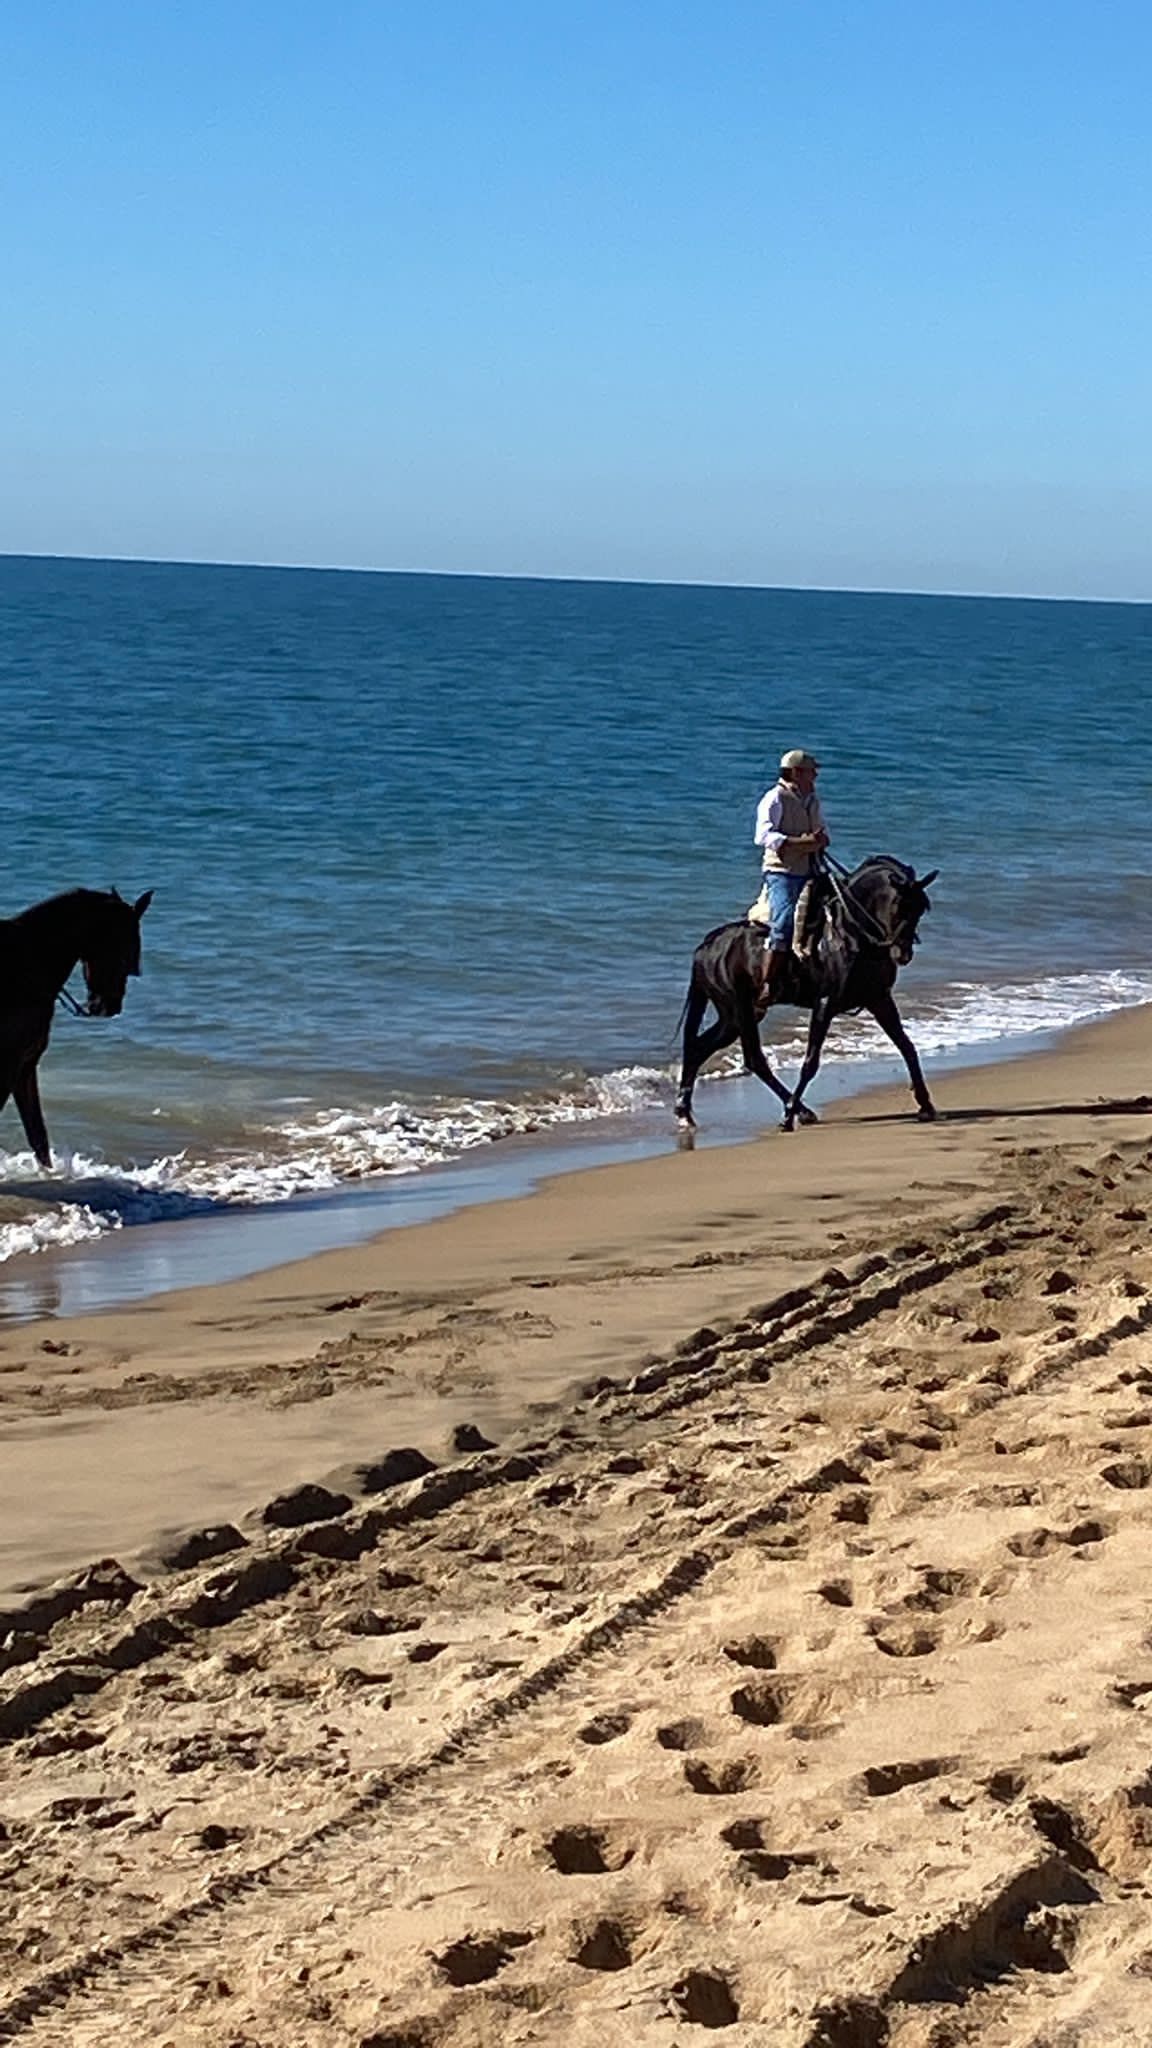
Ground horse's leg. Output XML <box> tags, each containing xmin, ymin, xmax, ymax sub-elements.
<box><xmin>13</xmin><ymin>1062</ymin><xmax>52</xmax><ymax>1169</ymax></box>
<box><xmin>782</xmin><ymin>1000</ymin><xmax>835</xmax><ymax>1132</ymax></box>
<box><xmin>868</xmin><ymin>991</ymin><xmax>936</xmax><ymax>1121</ymax></box>
<box><xmin>675</xmin><ymin>977</ymin><xmax>709</xmax><ymax>1125</ymax></box>
<box><xmin>676</xmin><ymin>1013</ymin><xmax>740</xmax><ymax>1125</ymax></box>
<box><xmin>734</xmin><ymin>986</ymin><xmax>798</xmax><ymax>1118</ymax></box>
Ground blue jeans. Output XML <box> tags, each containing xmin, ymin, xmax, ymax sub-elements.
<box><xmin>765</xmin><ymin>872</ymin><xmax>806</xmax><ymax>949</ymax></box>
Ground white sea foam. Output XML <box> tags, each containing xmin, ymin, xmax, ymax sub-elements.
<box><xmin>2</xmin><ymin>969</ymin><xmax>1151</xmax><ymax>1266</ymax></box>
<box><xmin>753</xmin><ymin>968</ymin><xmax>1152</xmax><ymax>1066</ymax></box>
<box><xmin>0</xmin><ymin>1070</ymin><xmax>671</xmax><ymax>1264</ymax></box>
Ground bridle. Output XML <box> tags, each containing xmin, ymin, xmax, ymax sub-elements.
<box><xmin>819</xmin><ymin>853</ymin><xmax>902</xmax><ymax>951</ymax></box>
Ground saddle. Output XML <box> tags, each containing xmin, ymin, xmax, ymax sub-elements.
<box><xmin>792</xmin><ymin>874</ymin><xmax>830</xmax><ymax>959</ymax></box>
<box><xmin>745</xmin><ymin>874</ymin><xmax>830</xmax><ymax>960</ymax></box>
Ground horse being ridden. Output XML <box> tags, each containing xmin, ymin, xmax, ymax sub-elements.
<box><xmin>0</xmin><ymin>888</ymin><xmax>152</xmax><ymax>1168</ymax></box>
<box><xmin>675</xmin><ymin>855</ymin><xmax>937</xmax><ymax>1132</ymax></box>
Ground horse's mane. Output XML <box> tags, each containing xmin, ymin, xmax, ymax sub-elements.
<box><xmin>2</xmin><ymin>888</ymin><xmax>120</xmax><ymax>932</ymax></box>
<box><xmin>854</xmin><ymin>854</ymin><xmax>917</xmax><ymax>884</ymax></box>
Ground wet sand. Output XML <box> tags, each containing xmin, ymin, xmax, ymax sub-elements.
<box><xmin>3</xmin><ymin>1006</ymin><xmax>1152</xmax><ymax>2042</ymax></box>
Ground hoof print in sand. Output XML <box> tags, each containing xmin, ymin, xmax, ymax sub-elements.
<box><xmin>1042</xmin><ymin>1269</ymin><xmax>1077</xmax><ymax>1295</ymax></box>
<box><xmin>671</xmin><ymin>1968</ymin><xmax>740</xmax><ymax>2028</ymax></box>
<box><xmin>356</xmin><ymin>1448</ymin><xmax>437</xmax><ymax>1494</ymax></box>
<box><xmin>722</xmin><ymin>1635</ymin><xmax>778</xmax><ymax>1670</ymax></box>
<box><xmin>869</xmin><ymin>1620</ymin><xmax>940</xmax><ymax>1658</ymax></box>
<box><xmin>1027</xmin><ymin>1796</ymin><xmax>1101</xmax><ymax>1873</ymax></box>
<box><xmin>817</xmin><ymin>1578</ymin><xmax>854</xmax><ymax>1607</ymax></box>
<box><xmin>434</xmin><ymin>1929</ymin><xmax>532</xmax><ymax>1985</ymax></box>
<box><xmin>738</xmin><ymin>1848</ymin><xmax>819</xmax><ymax>1883</ymax></box>
<box><xmin>261</xmin><ymin>1483</ymin><xmax>352</xmax><ymax>1529</ymax></box>
<box><xmin>657</xmin><ymin>1717</ymin><xmax>709</xmax><ymax>1751</ymax></box>
<box><xmin>720</xmin><ymin>1817</ymin><xmax>772</xmax><ymax>1851</ymax></box>
<box><xmin>578</xmin><ymin>1711</ymin><xmax>632</xmax><ymax>1745</ymax></box>
<box><xmin>195</xmin><ymin>1822</ymin><xmax>245</xmax><ymax>1851</ymax></box>
<box><xmin>905</xmin><ymin>1567</ymin><xmax>975</xmax><ymax>1610</ymax></box>
<box><xmin>859</xmin><ymin>1757</ymin><xmax>956</xmax><ymax>1797</ymax></box>
<box><xmin>343</xmin><ymin>1608</ymin><xmax>421</xmax><ymax>1637</ymax></box>
<box><xmin>156</xmin><ymin>1524</ymin><xmax>247</xmax><ymax>1572</ymax></box>
<box><xmin>730</xmin><ymin>1678</ymin><xmax>791</xmax><ymax>1727</ymax></box>
<box><xmin>834</xmin><ymin>1493</ymin><xmax>871</xmax><ymax>1524</ymax></box>
<box><xmin>807</xmin><ymin>1995</ymin><xmax>890</xmax><ymax>2046</ymax></box>
<box><xmin>360</xmin><ymin>2026</ymin><xmax>433</xmax><ymax>2048</ymax></box>
<box><xmin>985</xmin><ymin>1767</ymin><xmax>1029</xmax><ymax>1803</ymax></box>
<box><xmin>1101</xmin><ymin>1457</ymin><xmax>1152</xmax><ymax>1490</ymax></box>
<box><xmin>451</xmin><ymin>1423</ymin><xmax>496</xmax><ymax>1454</ymax></box>
<box><xmin>1008</xmin><ymin>1518</ymin><xmax>1111</xmax><ymax>1558</ymax></box>
<box><xmin>684</xmin><ymin>1757</ymin><xmax>760</xmax><ymax>1795</ymax></box>
<box><xmin>570</xmin><ymin>1917</ymin><xmax>633</xmax><ymax>1971</ymax></box>
<box><xmin>544</xmin><ymin>1825</ymin><xmax>635</xmax><ymax>1874</ymax></box>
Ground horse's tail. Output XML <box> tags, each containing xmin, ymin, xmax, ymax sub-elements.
<box><xmin>672</xmin><ymin>964</ymin><xmax>703</xmax><ymax>1049</ymax></box>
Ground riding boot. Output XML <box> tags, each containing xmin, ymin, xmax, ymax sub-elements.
<box><xmin>761</xmin><ymin>946</ymin><xmax>791</xmax><ymax>1007</ymax></box>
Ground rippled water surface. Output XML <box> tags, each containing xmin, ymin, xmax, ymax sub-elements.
<box><xmin>2</xmin><ymin>555</ymin><xmax>1150</xmax><ymax>1264</ymax></box>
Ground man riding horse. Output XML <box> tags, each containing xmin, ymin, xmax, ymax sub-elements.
<box><xmin>752</xmin><ymin>747</ymin><xmax>831</xmax><ymax>1001</ymax></box>
<box><xmin>674</xmin><ymin>753</ymin><xmax>938</xmax><ymax>1130</ymax></box>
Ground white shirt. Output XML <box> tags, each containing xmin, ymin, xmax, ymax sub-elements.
<box><xmin>753</xmin><ymin>781</ymin><xmax>827</xmax><ymax>874</ymax></box>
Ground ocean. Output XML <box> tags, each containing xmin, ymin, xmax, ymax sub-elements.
<box><xmin>2</xmin><ymin>555</ymin><xmax>1151</xmax><ymax>1304</ymax></box>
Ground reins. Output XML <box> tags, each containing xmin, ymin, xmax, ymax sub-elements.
<box><xmin>819</xmin><ymin>853</ymin><xmax>900</xmax><ymax>949</ymax></box>
<box><xmin>55</xmin><ymin>985</ymin><xmax>91</xmax><ymax>1018</ymax></box>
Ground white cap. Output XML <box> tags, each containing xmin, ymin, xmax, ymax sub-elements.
<box><xmin>780</xmin><ymin>748</ymin><xmax>819</xmax><ymax>770</ymax></box>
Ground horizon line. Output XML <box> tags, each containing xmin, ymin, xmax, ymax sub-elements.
<box><xmin>1</xmin><ymin>548</ymin><xmax>1149</xmax><ymax>609</ymax></box>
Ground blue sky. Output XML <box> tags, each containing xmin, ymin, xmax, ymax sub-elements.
<box><xmin>2</xmin><ymin>2</ymin><xmax>1150</xmax><ymax>596</ymax></box>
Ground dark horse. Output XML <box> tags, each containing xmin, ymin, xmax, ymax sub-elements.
<box><xmin>676</xmin><ymin>855</ymin><xmax>937</xmax><ymax>1132</ymax></box>
<box><xmin>0</xmin><ymin>888</ymin><xmax>152</xmax><ymax>1168</ymax></box>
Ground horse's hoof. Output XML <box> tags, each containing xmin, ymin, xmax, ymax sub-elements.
<box><xmin>675</xmin><ymin>1108</ymin><xmax>696</xmax><ymax>1131</ymax></box>
<box><xmin>677</xmin><ymin>1125</ymin><xmax>697</xmax><ymax>1152</ymax></box>
<box><xmin>779</xmin><ymin>1117</ymin><xmax>795</xmax><ymax>1133</ymax></box>
<box><xmin>797</xmin><ymin>1105</ymin><xmax>819</xmax><ymax>1127</ymax></box>
<box><xmin>917</xmin><ymin>1104</ymin><xmax>938</xmax><ymax>1123</ymax></box>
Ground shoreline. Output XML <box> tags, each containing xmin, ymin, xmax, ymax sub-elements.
<box><xmin>1</xmin><ymin>1000</ymin><xmax>1151</xmax><ymax>1601</ymax></box>
<box><xmin>0</xmin><ymin>999</ymin><xmax>1143</xmax><ymax>1326</ymax></box>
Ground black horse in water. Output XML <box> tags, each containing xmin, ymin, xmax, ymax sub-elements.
<box><xmin>0</xmin><ymin>888</ymin><xmax>152</xmax><ymax>1167</ymax></box>
<box><xmin>675</xmin><ymin>855</ymin><xmax>937</xmax><ymax>1132</ymax></box>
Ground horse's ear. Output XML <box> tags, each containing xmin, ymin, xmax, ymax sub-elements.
<box><xmin>919</xmin><ymin>870</ymin><xmax>939</xmax><ymax>887</ymax></box>
<box><xmin>133</xmin><ymin>890</ymin><xmax>154</xmax><ymax>919</ymax></box>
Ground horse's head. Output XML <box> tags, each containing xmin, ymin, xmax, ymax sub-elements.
<box><xmin>886</xmin><ymin>864</ymin><xmax>937</xmax><ymax>964</ymax></box>
<box><xmin>81</xmin><ymin>889</ymin><xmax>153</xmax><ymax>1016</ymax></box>
<box><xmin>852</xmin><ymin>857</ymin><xmax>937</xmax><ymax>965</ymax></box>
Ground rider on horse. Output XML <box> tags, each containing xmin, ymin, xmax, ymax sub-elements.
<box><xmin>752</xmin><ymin>748</ymin><xmax>830</xmax><ymax>1004</ymax></box>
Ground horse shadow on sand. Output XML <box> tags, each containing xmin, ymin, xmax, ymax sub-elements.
<box><xmin>848</xmin><ymin>1093</ymin><xmax>1152</xmax><ymax>1128</ymax></box>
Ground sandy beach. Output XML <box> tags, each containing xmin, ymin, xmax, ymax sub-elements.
<box><xmin>4</xmin><ymin>1008</ymin><xmax>1152</xmax><ymax>2042</ymax></box>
